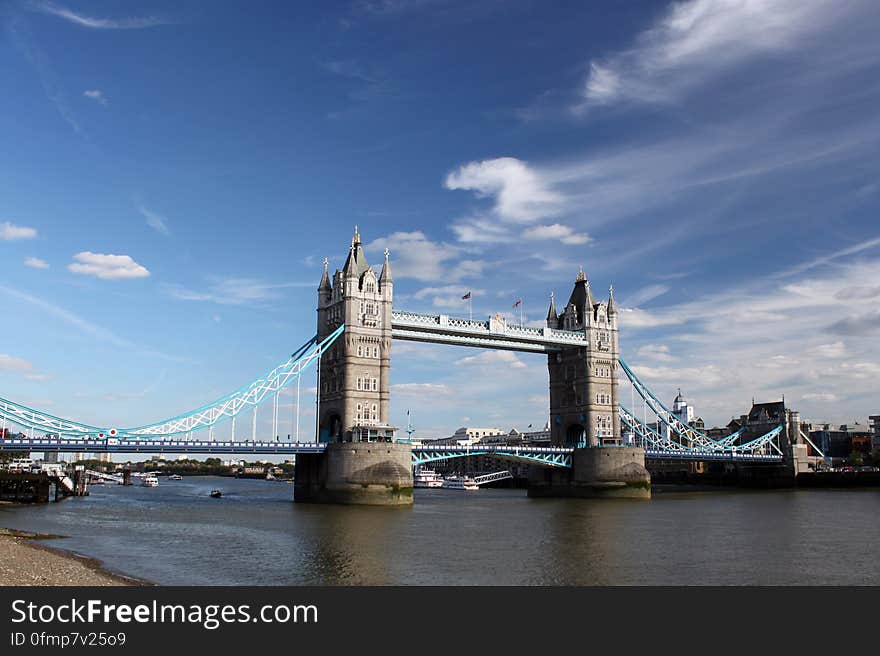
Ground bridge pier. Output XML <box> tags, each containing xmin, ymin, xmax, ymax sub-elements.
<box><xmin>294</xmin><ymin>442</ymin><xmax>413</xmax><ymax>506</ymax></box>
<box><xmin>528</xmin><ymin>446</ymin><xmax>651</xmax><ymax>499</ymax></box>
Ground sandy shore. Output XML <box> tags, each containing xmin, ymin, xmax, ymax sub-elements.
<box><xmin>0</xmin><ymin>528</ymin><xmax>143</xmax><ymax>586</ymax></box>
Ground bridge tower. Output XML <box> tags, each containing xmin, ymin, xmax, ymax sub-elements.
<box><xmin>546</xmin><ymin>268</ymin><xmax>620</xmax><ymax>447</ymax></box>
<box><xmin>533</xmin><ymin>268</ymin><xmax>649</xmax><ymax>499</ymax></box>
<box><xmin>296</xmin><ymin>227</ymin><xmax>412</xmax><ymax>505</ymax></box>
<box><xmin>316</xmin><ymin>226</ymin><xmax>395</xmax><ymax>443</ymax></box>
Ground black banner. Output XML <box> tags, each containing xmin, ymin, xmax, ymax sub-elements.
<box><xmin>0</xmin><ymin>587</ymin><xmax>868</xmax><ymax>652</ymax></box>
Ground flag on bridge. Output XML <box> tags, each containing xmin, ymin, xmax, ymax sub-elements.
<box><xmin>462</xmin><ymin>291</ymin><xmax>471</xmax><ymax>300</ymax></box>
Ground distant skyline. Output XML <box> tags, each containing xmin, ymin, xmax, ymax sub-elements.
<box><xmin>1</xmin><ymin>0</ymin><xmax>879</xmax><ymax>438</ymax></box>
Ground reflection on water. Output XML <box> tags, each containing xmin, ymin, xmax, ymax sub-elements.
<box><xmin>1</xmin><ymin>477</ymin><xmax>878</xmax><ymax>585</ymax></box>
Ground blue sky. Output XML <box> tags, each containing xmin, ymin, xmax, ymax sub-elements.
<box><xmin>1</xmin><ymin>0</ymin><xmax>879</xmax><ymax>440</ymax></box>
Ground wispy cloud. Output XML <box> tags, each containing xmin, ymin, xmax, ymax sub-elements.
<box><xmin>521</xmin><ymin>223</ymin><xmax>590</xmax><ymax>245</ymax></box>
<box><xmin>83</xmin><ymin>88</ymin><xmax>107</xmax><ymax>105</ymax></box>
<box><xmin>0</xmin><ymin>284</ymin><xmax>183</xmax><ymax>362</ymax></box>
<box><xmin>165</xmin><ymin>277</ymin><xmax>311</xmax><ymax>306</ymax></box>
<box><xmin>364</xmin><ymin>231</ymin><xmax>481</xmax><ymax>282</ymax></box>
<box><xmin>0</xmin><ymin>354</ymin><xmax>35</xmax><ymax>373</ymax></box>
<box><xmin>575</xmin><ymin>0</ymin><xmax>852</xmax><ymax>110</ymax></box>
<box><xmin>0</xmin><ymin>221</ymin><xmax>37</xmax><ymax>240</ymax></box>
<box><xmin>23</xmin><ymin>257</ymin><xmax>49</xmax><ymax>269</ymax></box>
<box><xmin>455</xmin><ymin>350</ymin><xmax>527</xmax><ymax>369</ymax></box>
<box><xmin>137</xmin><ymin>205</ymin><xmax>170</xmax><ymax>236</ymax></box>
<box><xmin>68</xmin><ymin>252</ymin><xmax>150</xmax><ymax>280</ymax></box>
<box><xmin>618</xmin><ymin>256</ymin><xmax>880</xmax><ymax>424</ymax></box>
<box><xmin>28</xmin><ymin>1</ymin><xmax>171</xmax><ymax>30</ymax></box>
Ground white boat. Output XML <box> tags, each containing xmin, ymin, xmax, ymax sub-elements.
<box><xmin>168</xmin><ymin>474</ymin><xmax>183</xmax><ymax>481</ymax></box>
<box><xmin>142</xmin><ymin>474</ymin><xmax>159</xmax><ymax>488</ymax></box>
<box><xmin>442</xmin><ymin>475</ymin><xmax>479</xmax><ymax>491</ymax></box>
<box><xmin>414</xmin><ymin>468</ymin><xmax>444</xmax><ymax>488</ymax></box>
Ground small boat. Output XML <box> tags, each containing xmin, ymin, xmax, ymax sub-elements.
<box><xmin>142</xmin><ymin>474</ymin><xmax>159</xmax><ymax>488</ymax></box>
<box><xmin>209</xmin><ymin>489</ymin><xmax>222</xmax><ymax>498</ymax></box>
<box><xmin>168</xmin><ymin>474</ymin><xmax>183</xmax><ymax>481</ymax></box>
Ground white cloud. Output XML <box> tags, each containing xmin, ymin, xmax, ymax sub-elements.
<box><xmin>364</xmin><ymin>231</ymin><xmax>465</xmax><ymax>281</ymax></box>
<box><xmin>811</xmin><ymin>341</ymin><xmax>846</xmax><ymax>359</ymax></box>
<box><xmin>451</xmin><ymin>217</ymin><xmax>514</xmax><ymax>244</ymax></box>
<box><xmin>68</xmin><ymin>252</ymin><xmax>150</xmax><ymax>280</ymax></box>
<box><xmin>636</xmin><ymin>343</ymin><xmax>676</xmax><ymax>362</ymax></box>
<box><xmin>620</xmin><ymin>257</ymin><xmax>880</xmax><ymax>425</ymax></box>
<box><xmin>521</xmin><ymin>223</ymin><xmax>591</xmax><ymax>245</ymax></box>
<box><xmin>413</xmin><ymin>285</ymin><xmax>483</xmax><ymax>309</ymax></box>
<box><xmin>137</xmin><ymin>205</ymin><xmax>170</xmax><ymax>235</ymax></box>
<box><xmin>455</xmin><ymin>350</ymin><xmax>527</xmax><ymax>369</ymax></box>
<box><xmin>83</xmin><ymin>89</ymin><xmax>107</xmax><ymax>105</ymax></box>
<box><xmin>578</xmin><ymin>0</ymin><xmax>844</xmax><ymax>109</ymax></box>
<box><xmin>165</xmin><ymin>277</ymin><xmax>309</xmax><ymax>305</ymax></box>
<box><xmin>802</xmin><ymin>392</ymin><xmax>838</xmax><ymax>402</ymax></box>
<box><xmin>23</xmin><ymin>257</ymin><xmax>49</xmax><ymax>269</ymax></box>
<box><xmin>30</xmin><ymin>2</ymin><xmax>170</xmax><ymax>29</ymax></box>
<box><xmin>445</xmin><ymin>157</ymin><xmax>563</xmax><ymax>223</ymax></box>
<box><xmin>392</xmin><ymin>383</ymin><xmax>453</xmax><ymax>396</ymax></box>
<box><xmin>0</xmin><ymin>222</ymin><xmax>37</xmax><ymax>240</ymax></box>
<box><xmin>621</xmin><ymin>284</ymin><xmax>670</xmax><ymax>307</ymax></box>
<box><xmin>0</xmin><ymin>354</ymin><xmax>34</xmax><ymax>373</ymax></box>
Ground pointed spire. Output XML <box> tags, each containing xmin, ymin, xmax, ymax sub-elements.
<box><xmin>343</xmin><ymin>226</ymin><xmax>369</xmax><ymax>279</ymax></box>
<box><xmin>585</xmin><ymin>276</ymin><xmax>595</xmax><ymax>309</ymax></box>
<box><xmin>318</xmin><ymin>257</ymin><xmax>332</xmax><ymax>292</ymax></box>
<box><xmin>380</xmin><ymin>247</ymin><xmax>393</xmax><ymax>286</ymax></box>
<box><xmin>576</xmin><ymin>265</ymin><xmax>585</xmax><ymax>282</ymax></box>
<box><xmin>546</xmin><ymin>291</ymin><xmax>557</xmax><ymax>323</ymax></box>
<box><xmin>607</xmin><ymin>283</ymin><xmax>616</xmax><ymax>314</ymax></box>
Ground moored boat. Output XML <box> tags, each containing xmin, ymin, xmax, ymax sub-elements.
<box><xmin>442</xmin><ymin>475</ymin><xmax>479</xmax><ymax>491</ymax></box>
<box><xmin>414</xmin><ymin>468</ymin><xmax>444</xmax><ymax>488</ymax></box>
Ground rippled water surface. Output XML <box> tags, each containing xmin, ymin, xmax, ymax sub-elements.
<box><xmin>2</xmin><ymin>478</ymin><xmax>878</xmax><ymax>585</ymax></box>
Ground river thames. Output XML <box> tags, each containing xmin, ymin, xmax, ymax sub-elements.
<box><xmin>2</xmin><ymin>478</ymin><xmax>878</xmax><ymax>585</ymax></box>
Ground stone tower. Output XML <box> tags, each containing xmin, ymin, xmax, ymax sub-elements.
<box><xmin>545</xmin><ymin>268</ymin><xmax>620</xmax><ymax>447</ymax></box>
<box><xmin>316</xmin><ymin>227</ymin><xmax>396</xmax><ymax>442</ymax></box>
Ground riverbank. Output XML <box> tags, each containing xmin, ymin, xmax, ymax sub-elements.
<box><xmin>0</xmin><ymin>527</ymin><xmax>142</xmax><ymax>586</ymax></box>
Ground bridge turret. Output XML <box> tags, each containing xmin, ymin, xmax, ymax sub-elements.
<box><xmin>545</xmin><ymin>292</ymin><xmax>557</xmax><ymax>327</ymax></box>
<box><xmin>318</xmin><ymin>257</ymin><xmax>332</xmax><ymax>307</ymax></box>
<box><xmin>379</xmin><ymin>247</ymin><xmax>393</xmax><ymax>289</ymax></box>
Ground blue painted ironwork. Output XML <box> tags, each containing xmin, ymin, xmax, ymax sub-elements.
<box><xmin>0</xmin><ymin>326</ymin><xmax>345</xmax><ymax>440</ymax></box>
<box><xmin>0</xmin><ymin>436</ymin><xmax>329</xmax><ymax>456</ymax></box>
<box><xmin>412</xmin><ymin>445</ymin><xmax>573</xmax><ymax>468</ymax></box>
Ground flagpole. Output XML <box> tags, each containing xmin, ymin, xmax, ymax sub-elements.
<box><xmin>469</xmin><ymin>296</ymin><xmax>472</xmax><ymax>321</ymax></box>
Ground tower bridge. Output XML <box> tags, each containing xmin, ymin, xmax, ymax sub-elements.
<box><xmin>0</xmin><ymin>227</ymin><xmax>802</xmax><ymax>505</ymax></box>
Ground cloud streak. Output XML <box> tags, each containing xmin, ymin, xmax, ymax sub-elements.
<box><xmin>29</xmin><ymin>1</ymin><xmax>171</xmax><ymax>29</ymax></box>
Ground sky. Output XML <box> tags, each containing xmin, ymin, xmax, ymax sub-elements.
<box><xmin>1</xmin><ymin>0</ymin><xmax>879</xmax><ymax>441</ymax></box>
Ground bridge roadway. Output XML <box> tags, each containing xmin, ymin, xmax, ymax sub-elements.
<box><xmin>0</xmin><ymin>437</ymin><xmax>782</xmax><ymax>464</ymax></box>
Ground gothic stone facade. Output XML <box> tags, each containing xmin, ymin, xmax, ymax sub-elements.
<box><xmin>546</xmin><ymin>270</ymin><xmax>620</xmax><ymax>447</ymax></box>
<box><xmin>316</xmin><ymin>228</ymin><xmax>395</xmax><ymax>442</ymax></box>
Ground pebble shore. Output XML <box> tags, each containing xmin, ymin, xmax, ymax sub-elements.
<box><xmin>0</xmin><ymin>528</ymin><xmax>138</xmax><ymax>586</ymax></box>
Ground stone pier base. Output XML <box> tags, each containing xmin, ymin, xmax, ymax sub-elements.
<box><xmin>528</xmin><ymin>446</ymin><xmax>651</xmax><ymax>499</ymax></box>
<box><xmin>294</xmin><ymin>442</ymin><xmax>413</xmax><ymax>505</ymax></box>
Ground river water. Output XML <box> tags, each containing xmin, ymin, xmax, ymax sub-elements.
<box><xmin>1</xmin><ymin>477</ymin><xmax>878</xmax><ymax>585</ymax></box>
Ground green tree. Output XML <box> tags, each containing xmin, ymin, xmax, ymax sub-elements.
<box><xmin>848</xmin><ymin>451</ymin><xmax>864</xmax><ymax>467</ymax></box>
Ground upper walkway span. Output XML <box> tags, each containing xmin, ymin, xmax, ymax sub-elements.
<box><xmin>391</xmin><ymin>310</ymin><xmax>588</xmax><ymax>353</ymax></box>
